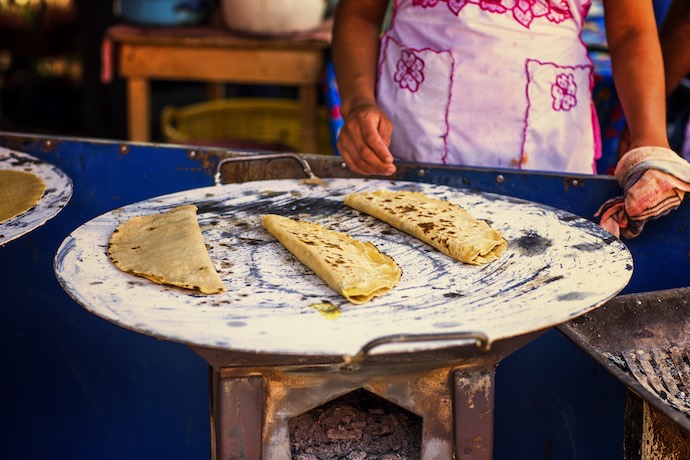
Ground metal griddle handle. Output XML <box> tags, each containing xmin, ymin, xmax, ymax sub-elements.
<box><xmin>341</xmin><ymin>331</ymin><xmax>491</xmax><ymax>371</ymax></box>
<box><xmin>214</xmin><ymin>152</ymin><xmax>319</xmax><ymax>185</ymax></box>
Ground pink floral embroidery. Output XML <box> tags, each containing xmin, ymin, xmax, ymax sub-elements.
<box><xmin>551</xmin><ymin>73</ymin><xmax>577</xmax><ymax>111</ymax></box>
<box><xmin>414</xmin><ymin>0</ymin><xmax>573</xmax><ymax>28</ymax></box>
<box><xmin>447</xmin><ymin>0</ymin><xmax>469</xmax><ymax>14</ymax></box>
<box><xmin>394</xmin><ymin>49</ymin><xmax>425</xmax><ymax>92</ymax></box>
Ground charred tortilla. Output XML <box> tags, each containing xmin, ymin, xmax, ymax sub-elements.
<box><xmin>0</xmin><ymin>170</ymin><xmax>46</xmax><ymax>224</ymax></box>
<box><xmin>344</xmin><ymin>190</ymin><xmax>507</xmax><ymax>265</ymax></box>
<box><xmin>107</xmin><ymin>205</ymin><xmax>226</xmax><ymax>294</ymax></box>
<box><xmin>262</xmin><ymin>214</ymin><xmax>402</xmax><ymax>304</ymax></box>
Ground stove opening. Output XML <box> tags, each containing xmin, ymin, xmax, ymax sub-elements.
<box><xmin>289</xmin><ymin>388</ymin><xmax>423</xmax><ymax>459</ymax></box>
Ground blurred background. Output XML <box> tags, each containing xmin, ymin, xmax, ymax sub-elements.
<box><xmin>0</xmin><ymin>0</ymin><xmax>124</xmax><ymax>138</ymax></box>
<box><xmin>0</xmin><ymin>0</ymin><xmax>679</xmax><ymax>169</ymax></box>
<box><xmin>0</xmin><ymin>0</ymin><xmax>340</xmax><ymax>143</ymax></box>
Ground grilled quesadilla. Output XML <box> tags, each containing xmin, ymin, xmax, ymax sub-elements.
<box><xmin>344</xmin><ymin>190</ymin><xmax>507</xmax><ymax>265</ymax></box>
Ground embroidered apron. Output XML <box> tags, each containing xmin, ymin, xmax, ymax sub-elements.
<box><xmin>377</xmin><ymin>0</ymin><xmax>600</xmax><ymax>173</ymax></box>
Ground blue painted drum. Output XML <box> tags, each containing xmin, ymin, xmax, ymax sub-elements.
<box><xmin>54</xmin><ymin>178</ymin><xmax>632</xmax><ymax>357</ymax></box>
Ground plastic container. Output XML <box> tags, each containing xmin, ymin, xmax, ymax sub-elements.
<box><xmin>161</xmin><ymin>98</ymin><xmax>334</xmax><ymax>155</ymax></box>
<box><xmin>115</xmin><ymin>0</ymin><xmax>216</xmax><ymax>27</ymax></box>
<box><xmin>220</xmin><ymin>0</ymin><xmax>326</xmax><ymax>36</ymax></box>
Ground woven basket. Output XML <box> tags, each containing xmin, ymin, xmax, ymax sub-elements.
<box><xmin>161</xmin><ymin>98</ymin><xmax>334</xmax><ymax>155</ymax></box>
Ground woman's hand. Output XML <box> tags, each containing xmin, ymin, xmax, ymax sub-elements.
<box><xmin>337</xmin><ymin>103</ymin><xmax>396</xmax><ymax>176</ymax></box>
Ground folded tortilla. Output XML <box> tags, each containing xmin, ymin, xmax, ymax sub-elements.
<box><xmin>262</xmin><ymin>214</ymin><xmax>402</xmax><ymax>304</ymax></box>
<box><xmin>0</xmin><ymin>170</ymin><xmax>46</xmax><ymax>224</ymax></box>
<box><xmin>108</xmin><ymin>205</ymin><xmax>226</xmax><ymax>294</ymax></box>
<box><xmin>344</xmin><ymin>190</ymin><xmax>507</xmax><ymax>265</ymax></box>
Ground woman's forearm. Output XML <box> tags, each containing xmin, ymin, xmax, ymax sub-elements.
<box><xmin>604</xmin><ymin>0</ymin><xmax>670</xmax><ymax>149</ymax></box>
<box><xmin>332</xmin><ymin>0</ymin><xmax>388</xmax><ymax>118</ymax></box>
<box><xmin>660</xmin><ymin>0</ymin><xmax>690</xmax><ymax>94</ymax></box>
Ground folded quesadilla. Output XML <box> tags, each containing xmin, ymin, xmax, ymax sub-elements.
<box><xmin>344</xmin><ymin>190</ymin><xmax>507</xmax><ymax>265</ymax></box>
<box><xmin>108</xmin><ymin>205</ymin><xmax>226</xmax><ymax>294</ymax></box>
<box><xmin>262</xmin><ymin>214</ymin><xmax>402</xmax><ymax>304</ymax></box>
<box><xmin>0</xmin><ymin>170</ymin><xmax>46</xmax><ymax>224</ymax></box>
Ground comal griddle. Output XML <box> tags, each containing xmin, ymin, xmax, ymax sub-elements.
<box><xmin>54</xmin><ymin>176</ymin><xmax>632</xmax><ymax>459</ymax></box>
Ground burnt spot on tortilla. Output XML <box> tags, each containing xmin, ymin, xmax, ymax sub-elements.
<box><xmin>418</xmin><ymin>222</ymin><xmax>435</xmax><ymax>233</ymax></box>
<box><xmin>513</xmin><ymin>230</ymin><xmax>551</xmax><ymax>256</ymax></box>
<box><xmin>398</xmin><ymin>205</ymin><xmax>417</xmax><ymax>213</ymax></box>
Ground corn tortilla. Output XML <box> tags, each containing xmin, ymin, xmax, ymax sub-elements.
<box><xmin>344</xmin><ymin>190</ymin><xmax>507</xmax><ymax>265</ymax></box>
<box><xmin>262</xmin><ymin>214</ymin><xmax>402</xmax><ymax>304</ymax></box>
<box><xmin>107</xmin><ymin>205</ymin><xmax>226</xmax><ymax>294</ymax></box>
<box><xmin>0</xmin><ymin>170</ymin><xmax>46</xmax><ymax>224</ymax></box>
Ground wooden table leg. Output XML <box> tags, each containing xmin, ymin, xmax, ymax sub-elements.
<box><xmin>206</xmin><ymin>82</ymin><xmax>226</xmax><ymax>101</ymax></box>
<box><xmin>127</xmin><ymin>77</ymin><xmax>151</xmax><ymax>142</ymax></box>
<box><xmin>299</xmin><ymin>85</ymin><xmax>319</xmax><ymax>154</ymax></box>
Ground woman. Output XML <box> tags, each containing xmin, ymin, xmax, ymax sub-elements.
<box><xmin>332</xmin><ymin>0</ymin><xmax>670</xmax><ymax>176</ymax></box>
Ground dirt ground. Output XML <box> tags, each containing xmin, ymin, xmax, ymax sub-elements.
<box><xmin>289</xmin><ymin>389</ymin><xmax>423</xmax><ymax>460</ymax></box>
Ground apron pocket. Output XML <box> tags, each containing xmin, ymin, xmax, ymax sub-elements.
<box><xmin>377</xmin><ymin>35</ymin><xmax>453</xmax><ymax>163</ymax></box>
<box><xmin>523</xmin><ymin>59</ymin><xmax>596</xmax><ymax>173</ymax></box>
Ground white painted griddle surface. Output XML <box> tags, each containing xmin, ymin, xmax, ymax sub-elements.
<box><xmin>54</xmin><ymin>179</ymin><xmax>633</xmax><ymax>356</ymax></box>
<box><xmin>0</xmin><ymin>148</ymin><xmax>73</xmax><ymax>246</ymax></box>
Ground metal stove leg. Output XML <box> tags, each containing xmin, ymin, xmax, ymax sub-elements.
<box><xmin>453</xmin><ymin>368</ymin><xmax>495</xmax><ymax>460</ymax></box>
<box><xmin>213</xmin><ymin>371</ymin><xmax>264</xmax><ymax>460</ymax></box>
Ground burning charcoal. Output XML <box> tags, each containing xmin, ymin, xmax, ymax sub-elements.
<box><xmin>350</xmin><ymin>421</ymin><xmax>367</xmax><ymax>430</ymax></box>
<box><xmin>371</xmin><ymin>424</ymin><xmax>393</xmax><ymax>436</ymax></box>
<box><xmin>326</xmin><ymin>427</ymin><xmax>363</xmax><ymax>440</ymax></box>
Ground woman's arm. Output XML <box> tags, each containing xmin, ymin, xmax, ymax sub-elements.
<box><xmin>659</xmin><ymin>0</ymin><xmax>690</xmax><ymax>95</ymax></box>
<box><xmin>332</xmin><ymin>0</ymin><xmax>396</xmax><ymax>175</ymax></box>
<box><xmin>604</xmin><ymin>0</ymin><xmax>670</xmax><ymax>150</ymax></box>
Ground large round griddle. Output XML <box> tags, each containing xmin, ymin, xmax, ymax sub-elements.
<box><xmin>0</xmin><ymin>148</ymin><xmax>73</xmax><ymax>246</ymax></box>
<box><xmin>54</xmin><ymin>178</ymin><xmax>632</xmax><ymax>357</ymax></box>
